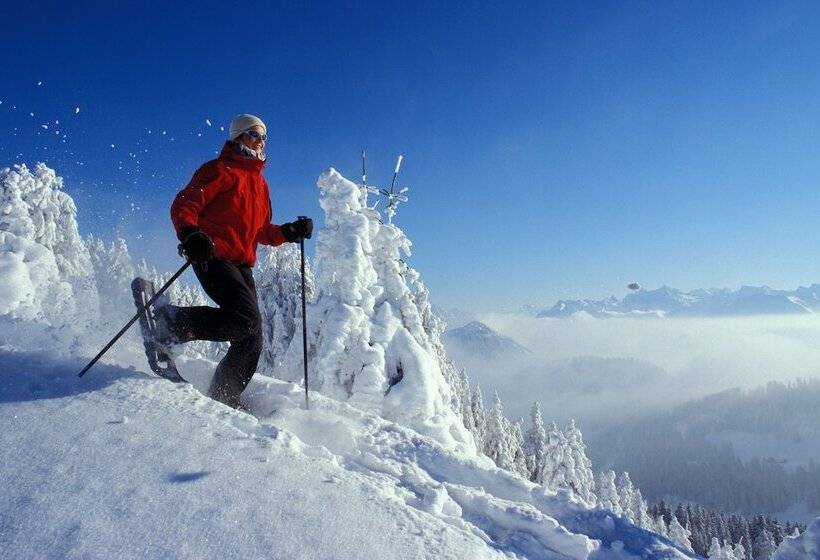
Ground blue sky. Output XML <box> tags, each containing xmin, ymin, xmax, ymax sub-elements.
<box><xmin>2</xmin><ymin>1</ymin><xmax>820</xmax><ymax>312</ymax></box>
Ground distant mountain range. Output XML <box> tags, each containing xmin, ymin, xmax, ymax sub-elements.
<box><xmin>536</xmin><ymin>284</ymin><xmax>820</xmax><ymax>318</ymax></box>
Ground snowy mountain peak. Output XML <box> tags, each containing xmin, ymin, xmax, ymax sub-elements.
<box><xmin>460</xmin><ymin>320</ymin><xmax>496</xmax><ymax>335</ymax></box>
<box><xmin>443</xmin><ymin>320</ymin><xmax>530</xmax><ymax>362</ymax></box>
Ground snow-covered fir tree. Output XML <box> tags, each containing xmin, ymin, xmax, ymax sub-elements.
<box><xmin>254</xmin><ymin>243</ymin><xmax>314</xmax><ymax>376</ymax></box>
<box><xmin>454</xmin><ymin>369</ymin><xmax>475</xmax><ymax>437</ymax></box>
<box><xmin>470</xmin><ymin>384</ymin><xmax>487</xmax><ymax>450</ymax></box>
<box><xmin>509</xmin><ymin>419</ymin><xmax>530</xmax><ymax>478</ymax></box>
<box><xmin>708</xmin><ymin>538</ymin><xmax>724</xmax><ymax>560</ymax></box>
<box><xmin>0</xmin><ymin>163</ymin><xmax>99</xmax><ymax>328</ymax></box>
<box><xmin>85</xmin><ymin>235</ymin><xmax>135</xmax><ymax>329</ymax></box>
<box><xmin>754</xmin><ymin>528</ymin><xmax>776</xmax><ymax>560</ymax></box>
<box><xmin>400</xmin><ymin>258</ymin><xmax>472</xmax><ymax>433</ymax></box>
<box><xmin>617</xmin><ymin>472</ymin><xmax>639</xmax><ymax>522</ymax></box>
<box><xmin>668</xmin><ymin>515</ymin><xmax>694</xmax><ymax>552</ymax></box>
<box><xmin>631</xmin><ymin>486</ymin><xmax>653</xmax><ymax>530</ymax></box>
<box><xmin>280</xmin><ymin>169</ymin><xmax>472</xmax><ymax>451</ymax></box>
<box><xmin>484</xmin><ymin>392</ymin><xmax>515</xmax><ymax>470</ymax></box>
<box><xmin>596</xmin><ymin>470</ymin><xmax>622</xmax><ymax>515</ymax></box>
<box><xmin>564</xmin><ymin>419</ymin><xmax>596</xmax><ymax>504</ymax></box>
<box><xmin>653</xmin><ymin>515</ymin><xmax>669</xmax><ymax>538</ymax></box>
<box><xmin>542</xmin><ymin>421</ymin><xmax>569</xmax><ymax>491</ymax></box>
<box><xmin>732</xmin><ymin>539</ymin><xmax>746</xmax><ymax>560</ymax></box>
<box><xmin>524</xmin><ymin>402</ymin><xmax>547</xmax><ymax>483</ymax></box>
<box><xmin>655</xmin><ymin>501</ymin><xmax>802</xmax><ymax>558</ymax></box>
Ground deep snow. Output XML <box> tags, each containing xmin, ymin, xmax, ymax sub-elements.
<box><xmin>0</xmin><ymin>336</ymin><xmax>696</xmax><ymax>559</ymax></box>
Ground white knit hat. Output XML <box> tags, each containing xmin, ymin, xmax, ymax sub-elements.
<box><xmin>229</xmin><ymin>114</ymin><xmax>266</xmax><ymax>141</ymax></box>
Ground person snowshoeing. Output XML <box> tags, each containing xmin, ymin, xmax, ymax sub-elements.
<box><xmin>160</xmin><ymin>114</ymin><xmax>312</xmax><ymax>408</ymax></box>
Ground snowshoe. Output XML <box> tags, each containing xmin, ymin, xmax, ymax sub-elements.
<box><xmin>131</xmin><ymin>277</ymin><xmax>186</xmax><ymax>383</ymax></box>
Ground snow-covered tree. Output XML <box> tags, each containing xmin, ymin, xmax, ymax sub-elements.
<box><xmin>617</xmin><ymin>472</ymin><xmax>646</xmax><ymax>524</ymax></box>
<box><xmin>254</xmin><ymin>243</ymin><xmax>314</xmax><ymax>376</ymax></box>
<box><xmin>281</xmin><ymin>169</ymin><xmax>472</xmax><ymax>451</ymax></box>
<box><xmin>596</xmin><ymin>470</ymin><xmax>622</xmax><ymax>515</ymax></box>
<box><xmin>631</xmin><ymin>486</ymin><xmax>653</xmax><ymax>530</ymax></box>
<box><xmin>470</xmin><ymin>384</ymin><xmax>487</xmax><ymax>449</ymax></box>
<box><xmin>524</xmin><ymin>402</ymin><xmax>547</xmax><ymax>482</ymax></box>
<box><xmin>541</xmin><ymin>420</ymin><xmax>597</xmax><ymax>504</ymax></box>
<box><xmin>732</xmin><ymin>539</ymin><xmax>746</xmax><ymax>560</ymax></box>
<box><xmin>0</xmin><ymin>163</ymin><xmax>99</xmax><ymax>329</ymax></box>
<box><xmin>668</xmin><ymin>516</ymin><xmax>694</xmax><ymax>553</ymax></box>
<box><xmin>564</xmin><ymin>419</ymin><xmax>596</xmax><ymax>504</ymax></box>
<box><xmin>708</xmin><ymin>537</ymin><xmax>723</xmax><ymax>560</ymax></box>
<box><xmin>86</xmin><ymin>235</ymin><xmax>135</xmax><ymax>328</ymax></box>
<box><xmin>542</xmin><ymin>421</ymin><xmax>569</xmax><ymax>491</ymax></box>
<box><xmin>753</xmin><ymin>528</ymin><xmax>776</xmax><ymax>560</ymax></box>
<box><xmin>653</xmin><ymin>515</ymin><xmax>669</xmax><ymax>537</ymax></box>
<box><xmin>509</xmin><ymin>419</ymin><xmax>529</xmax><ymax>478</ymax></box>
<box><xmin>484</xmin><ymin>392</ymin><xmax>514</xmax><ymax>470</ymax></box>
<box><xmin>455</xmin><ymin>369</ymin><xmax>475</xmax><ymax>435</ymax></box>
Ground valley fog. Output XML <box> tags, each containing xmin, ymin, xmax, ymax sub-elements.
<box><xmin>458</xmin><ymin>313</ymin><xmax>820</xmax><ymax>425</ymax></box>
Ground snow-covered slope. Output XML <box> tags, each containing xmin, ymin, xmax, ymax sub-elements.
<box><xmin>0</xmin><ymin>344</ymin><xmax>693</xmax><ymax>559</ymax></box>
<box><xmin>537</xmin><ymin>285</ymin><xmax>820</xmax><ymax>318</ymax></box>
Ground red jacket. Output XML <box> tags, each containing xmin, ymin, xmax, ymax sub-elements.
<box><xmin>171</xmin><ymin>142</ymin><xmax>286</xmax><ymax>266</ymax></box>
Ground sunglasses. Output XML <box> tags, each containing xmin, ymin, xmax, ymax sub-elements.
<box><xmin>244</xmin><ymin>129</ymin><xmax>267</xmax><ymax>141</ymax></box>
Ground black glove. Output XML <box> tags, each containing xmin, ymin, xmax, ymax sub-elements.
<box><xmin>280</xmin><ymin>216</ymin><xmax>313</xmax><ymax>243</ymax></box>
<box><xmin>178</xmin><ymin>226</ymin><xmax>215</xmax><ymax>263</ymax></box>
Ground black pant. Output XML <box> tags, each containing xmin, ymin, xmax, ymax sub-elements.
<box><xmin>169</xmin><ymin>260</ymin><xmax>262</xmax><ymax>408</ymax></box>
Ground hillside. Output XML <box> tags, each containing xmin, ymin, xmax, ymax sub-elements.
<box><xmin>586</xmin><ymin>380</ymin><xmax>820</xmax><ymax>520</ymax></box>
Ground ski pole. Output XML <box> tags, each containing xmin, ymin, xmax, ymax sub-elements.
<box><xmin>77</xmin><ymin>261</ymin><xmax>192</xmax><ymax>378</ymax></box>
<box><xmin>299</xmin><ymin>232</ymin><xmax>310</xmax><ymax>409</ymax></box>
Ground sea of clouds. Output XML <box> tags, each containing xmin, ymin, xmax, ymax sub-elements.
<box><xmin>463</xmin><ymin>313</ymin><xmax>820</xmax><ymax>427</ymax></box>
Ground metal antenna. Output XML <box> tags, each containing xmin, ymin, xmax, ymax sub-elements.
<box><xmin>390</xmin><ymin>155</ymin><xmax>403</xmax><ymax>194</ymax></box>
<box><xmin>383</xmin><ymin>155</ymin><xmax>408</xmax><ymax>223</ymax></box>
